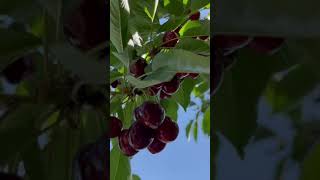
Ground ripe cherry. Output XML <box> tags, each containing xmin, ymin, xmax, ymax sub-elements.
<box><xmin>111</xmin><ymin>80</ymin><xmax>120</xmax><ymax>88</ymax></box>
<box><xmin>156</xmin><ymin>116</ymin><xmax>179</xmax><ymax>143</ymax></box>
<box><xmin>187</xmin><ymin>73</ymin><xmax>199</xmax><ymax>79</ymax></box>
<box><xmin>247</xmin><ymin>37</ymin><xmax>284</xmax><ymax>55</ymax></box>
<box><xmin>109</xmin><ymin>116</ymin><xmax>123</xmax><ymax>138</ymax></box>
<box><xmin>118</xmin><ymin>129</ymin><xmax>138</xmax><ymax>156</ymax></box>
<box><xmin>129</xmin><ymin>121</ymin><xmax>154</xmax><ymax>150</ymax></box>
<box><xmin>63</xmin><ymin>0</ymin><xmax>107</xmax><ymax>50</ymax></box>
<box><xmin>129</xmin><ymin>58</ymin><xmax>147</xmax><ymax>78</ymax></box>
<box><xmin>2</xmin><ymin>57</ymin><xmax>33</xmax><ymax>84</ymax></box>
<box><xmin>160</xmin><ymin>91</ymin><xmax>171</xmax><ymax>99</ymax></box>
<box><xmin>213</xmin><ymin>35</ymin><xmax>251</xmax><ymax>55</ymax></box>
<box><xmin>0</xmin><ymin>173</ymin><xmax>22</xmax><ymax>180</ymax></box>
<box><xmin>134</xmin><ymin>101</ymin><xmax>165</xmax><ymax>129</ymax></box>
<box><xmin>176</xmin><ymin>73</ymin><xmax>189</xmax><ymax>79</ymax></box>
<box><xmin>148</xmin><ymin>85</ymin><xmax>161</xmax><ymax>96</ymax></box>
<box><xmin>189</xmin><ymin>11</ymin><xmax>200</xmax><ymax>21</ymax></box>
<box><xmin>162</xmin><ymin>31</ymin><xmax>179</xmax><ymax>47</ymax></box>
<box><xmin>162</xmin><ymin>76</ymin><xmax>180</xmax><ymax>94</ymax></box>
<box><xmin>148</xmin><ymin>139</ymin><xmax>166</xmax><ymax>154</ymax></box>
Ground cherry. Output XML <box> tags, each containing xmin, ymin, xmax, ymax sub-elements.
<box><xmin>213</xmin><ymin>35</ymin><xmax>251</xmax><ymax>55</ymax></box>
<box><xmin>111</xmin><ymin>80</ymin><xmax>120</xmax><ymax>88</ymax></box>
<box><xmin>176</xmin><ymin>73</ymin><xmax>189</xmax><ymax>79</ymax></box>
<box><xmin>198</xmin><ymin>36</ymin><xmax>209</xmax><ymax>40</ymax></box>
<box><xmin>134</xmin><ymin>101</ymin><xmax>165</xmax><ymax>129</ymax></box>
<box><xmin>129</xmin><ymin>58</ymin><xmax>148</xmax><ymax>78</ymax></box>
<box><xmin>0</xmin><ymin>173</ymin><xmax>22</xmax><ymax>180</ymax></box>
<box><xmin>162</xmin><ymin>76</ymin><xmax>180</xmax><ymax>94</ymax></box>
<box><xmin>109</xmin><ymin>116</ymin><xmax>123</xmax><ymax>138</ymax></box>
<box><xmin>162</xmin><ymin>31</ymin><xmax>179</xmax><ymax>47</ymax></box>
<box><xmin>189</xmin><ymin>11</ymin><xmax>200</xmax><ymax>21</ymax></box>
<box><xmin>174</xmin><ymin>26</ymin><xmax>182</xmax><ymax>34</ymax></box>
<box><xmin>160</xmin><ymin>91</ymin><xmax>171</xmax><ymax>99</ymax></box>
<box><xmin>2</xmin><ymin>57</ymin><xmax>33</xmax><ymax>84</ymax></box>
<box><xmin>247</xmin><ymin>37</ymin><xmax>284</xmax><ymax>55</ymax></box>
<box><xmin>118</xmin><ymin>129</ymin><xmax>138</xmax><ymax>156</ymax></box>
<box><xmin>148</xmin><ymin>85</ymin><xmax>161</xmax><ymax>96</ymax></box>
<box><xmin>129</xmin><ymin>121</ymin><xmax>154</xmax><ymax>150</ymax></box>
<box><xmin>63</xmin><ymin>0</ymin><xmax>107</xmax><ymax>51</ymax></box>
<box><xmin>187</xmin><ymin>73</ymin><xmax>199</xmax><ymax>79</ymax></box>
<box><xmin>148</xmin><ymin>139</ymin><xmax>166</xmax><ymax>154</ymax></box>
<box><xmin>156</xmin><ymin>116</ymin><xmax>179</xmax><ymax>143</ymax></box>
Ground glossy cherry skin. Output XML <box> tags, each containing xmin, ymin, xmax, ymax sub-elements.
<box><xmin>156</xmin><ymin>116</ymin><xmax>179</xmax><ymax>143</ymax></box>
<box><xmin>187</xmin><ymin>73</ymin><xmax>199</xmax><ymax>79</ymax></box>
<box><xmin>129</xmin><ymin>58</ymin><xmax>148</xmax><ymax>77</ymax></box>
<box><xmin>189</xmin><ymin>11</ymin><xmax>200</xmax><ymax>21</ymax></box>
<box><xmin>109</xmin><ymin>116</ymin><xmax>123</xmax><ymax>138</ymax></box>
<box><xmin>162</xmin><ymin>76</ymin><xmax>180</xmax><ymax>94</ymax></box>
<box><xmin>162</xmin><ymin>31</ymin><xmax>179</xmax><ymax>47</ymax></box>
<box><xmin>148</xmin><ymin>84</ymin><xmax>162</xmax><ymax>96</ymax></box>
<box><xmin>118</xmin><ymin>129</ymin><xmax>138</xmax><ymax>156</ymax></box>
<box><xmin>160</xmin><ymin>91</ymin><xmax>171</xmax><ymax>99</ymax></box>
<box><xmin>148</xmin><ymin>139</ymin><xmax>166</xmax><ymax>154</ymax></box>
<box><xmin>247</xmin><ymin>37</ymin><xmax>284</xmax><ymax>55</ymax></box>
<box><xmin>128</xmin><ymin>121</ymin><xmax>155</xmax><ymax>150</ymax></box>
<box><xmin>213</xmin><ymin>35</ymin><xmax>251</xmax><ymax>54</ymax></box>
<box><xmin>111</xmin><ymin>80</ymin><xmax>120</xmax><ymax>88</ymax></box>
<box><xmin>134</xmin><ymin>101</ymin><xmax>165</xmax><ymax>129</ymax></box>
<box><xmin>176</xmin><ymin>73</ymin><xmax>189</xmax><ymax>79</ymax></box>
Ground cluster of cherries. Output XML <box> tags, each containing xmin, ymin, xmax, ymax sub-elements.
<box><xmin>212</xmin><ymin>35</ymin><xmax>285</xmax><ymax>95</ymax></box>
<box><xmin>110</xmin><ymin>101</ymin><xmax>179</xmax><ymax>156</ymax></box>
<box><xmin>111</xmin><ymin>11</ymin><xmax>207</xmax><ymax>97</ymax></box>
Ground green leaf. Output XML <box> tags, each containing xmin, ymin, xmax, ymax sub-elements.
<box><xmin>265</xmin><ymin>64</ymin><xmax>318</xmax><ymax>113</ymax></box>
<box><xmin>110</xmin><ymin>146</ymin><xmax>131</xmax><ymax>180</ymax></box>
<box><xmin>159</xmin><ymin>16</ymin><xmax>185</xmax><ymax>32</ymax></box>
<box><xmin>202</xmin><ymin>107</ymin><xmax>210</xmax><ymax>136</ymax></box>
<box><xmin>301</xmin><ymin>143</ymin><xmax>320</xmax><ymax>180</ymax></box>
<box><xmin>160</xmin><ymin>99</ymin><xmax>178</xmax><ymax>122</ymax></box>
<box><xmin>22</xmin><ymin>140</ymin><xmax>45</xmax><ymax>180</ymax></box>
<box><xmin>162</xmin><ymin>0</ymin><xmax>184</xmax><ymax>16</ymax></box>
<box><xmin>151</xmin><ymin>0</ymin><xmax>159</xmax><ymax>22</ymax></box>
<box><xmin>50</xmin><ymin>43</ymin><xmax>106</xmax><ymax>84</ymax></box>
<box><xmin>126</xmin><ymin>67</ymin><xmax>176</xmax><ymax>88</ymax></box>
<box><xmin>213</xmin><ymin>49</ymin><xmax>289</xmax><ymax>156</ymax></box>
<box><xmin>173</xmin><ymin>78</ymin><xmax>196</xmax><ymax>111</ymax></box>
<box><xmin>0</xmin><ymin>28</ymin><xmax>42</xmax><ymax>71</ymax></box>
<box><xmin>193</xmin><ymin>120</ymin><xmax>198</xmax><ymax>142</ymax></box>
<box><xmin>152</xmin><ymin>49</ymin><xmax>210</xmax><ymax>74</ymax></box>
<box><xmin>180</xmin><ymin>20</ymin><xmax>210</xmax><ymax>37</ymax></box>
<box><xmin>176</xmin><ymin>38</ymin><xmax>209</xmax><ymax>54</ymax></box>
<box><xmin>123</xmin><ymin>101</ymin><xmax>135</xmax><ymax>129</ymax></box>
<box><xmin>111</xmin><ymin>0</ymin><xmax>129</xmax><ymax>53</ymax></box>
<box><xmin>190</xmin><ymin>0</ymin><xmax>209</xmax><ymax>11</ymax></box>
<box><xmin>131</xmin><ymin>174</ymin><xmax>141</xmax><ymax>180</ymax></box>
<box><xmin>186</xmin><ymin>120</ymin><xmax>193</xmax><ymax>140</ymax></box>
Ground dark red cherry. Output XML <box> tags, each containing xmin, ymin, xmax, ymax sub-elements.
<box><xmin>111</xmin><ymin>80</ymin><xmax>120</xmax><ymax>88</ymax></box>
<box><xmin>63</xmin><ymin>0</ymin><xmax>107</xmax><ymax>51</ymax></box>
<box><xmin>174</xmin><ymin>26</ymin><xmax>182</xmax><ymax>35</ymax></box>
<box><xmin>156</xmin><ymin>116</ymin><xmax>179</xmax><ymax>143</ymax></box>
<box><xmin>176</xmin><ymin>73</ymin><xmax>189</xmax><ymax>79</ymax></box>
<box><xmin>213</xmin><ymin>35</ymin><xmax>251</xmax><ymax>54</ymax></box>
<box><xmin>148</xmin><ymin>139</ymin><xmax>166</xmax><ymax>154</ymax></box>
<box><xmin>148</xmin><ymin>85</ymin><xmax>161</xmax><ymax>96</ymax></box>
<box><xmin>162</xmin><ymin>31</ymin><xmax>179</xmax><ymax>47</ymax></box>
<box><xmin>2</xmin><ymin>57</ymin><xmax>33</xmax><ymax>84</ymax></box>
<box><xmin>109</xmin><ymin>116</ymin><xmax>123</xmax><ymax>138</ymax></box>
<box><xmin>247</xmin><ymin>37</ymin><xmax>285</xmax><ymax>55</ymax></box>
<box><xmin>189</xmin><ymin>11</ymin><xmax>200</xmax><ymax>21</ymax></box>
<box><xmin>160</xmin><ymin>91</ymin><xmax>171</xmax><ymax>99</ymax></box>
<box><xmin>129</xmin><ymin>58</ymin><xmax>147</xmax><ymax>78</ymax></box>
<box><xmin>187</xmin><ymin>73</ymin><xmax>199</xmax><ymax>79</ymax></box>
<box><xmin>198</xmin><ymin>36</ymin><xmax>209</xmax><ymax>40</ymax></box>
<box><xmin>118</xmin><ymin>129</ymin><xmax>138</xmax><ymax>156</ymax></box>
<box><xmin>0</xmin><ymin>172</ymin><xmax>22</xmax><ymax>180</ymax></box>
<box><xmin>134</xmin><ymin>101</ymin><xmax>165</xmax><ymax>129</ymax></box>
<box><xmin>162</xmin><ymin>76</ymin><xmax>180</xmax><ymax>94</ymax></box>
<box><xmin>128</xmin><ymin>121</ymin><xmax>154</xmax><ymax>150</ymax></box>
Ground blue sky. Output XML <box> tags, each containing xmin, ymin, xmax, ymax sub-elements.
<box><xmin>131</xmin><ymin>97</ymin><xmax>210</xmax><ymax>180</ymax></box>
